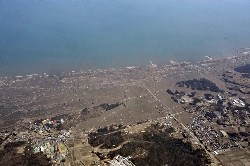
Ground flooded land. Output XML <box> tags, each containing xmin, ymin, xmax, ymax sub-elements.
<box><xmin>1</xmin><ymin>48</ymin><xmax>250</xmax><ymax>165</ymax></box>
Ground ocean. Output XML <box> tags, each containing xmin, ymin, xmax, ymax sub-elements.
<box><xmin>0</xmin><ymin>0</ymin><xmax>250</xmax><ymax>77</ymax></box>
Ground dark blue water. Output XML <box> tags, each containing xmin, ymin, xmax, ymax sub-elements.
<box><xmin>1</xmin><ymin>0</ymin><xmax>250</xmax><ymax>76</ymax></box>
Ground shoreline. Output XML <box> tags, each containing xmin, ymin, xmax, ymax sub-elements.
<box><xmin>1</xmin><ymin>47</ymin><xmax>249</xmax><ymax>80</ymax></box>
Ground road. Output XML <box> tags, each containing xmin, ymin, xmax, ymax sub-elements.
<box><xmin>143</xmin><ymin>84</ymin><xmax>221</xmax><ymax>165</ymax></box>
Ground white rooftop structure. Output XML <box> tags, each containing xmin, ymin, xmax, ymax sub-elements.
<box><xmin>108</xmin><ymin>155</ymin><xmax>135</xmax><ymax>166</ymax></box>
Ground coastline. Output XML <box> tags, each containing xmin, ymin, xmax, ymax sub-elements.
<box><xmin>0</xmin><ymin>46</ymin><xmax>249</xmax><ymax>80</ymax></box>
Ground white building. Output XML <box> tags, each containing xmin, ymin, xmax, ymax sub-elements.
<box><xmin>108</xmin><ymin>155</ymin><xmax>135</xmax><ymax>166</ymax></box>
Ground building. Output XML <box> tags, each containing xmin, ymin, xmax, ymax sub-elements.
<box><xmin>108</xmin><ymin>155</ymin><xmax>135</xmax><ymax>166</ymax></box>
<box><xmin>220</xmin><ymin>130</ymin><xmax>228</xmax><ymax>138</ymax></box>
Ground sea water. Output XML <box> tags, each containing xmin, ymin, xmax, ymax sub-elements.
<box><xmin>0</xmin><ymin>0</ymin><xmax>250</xmax><ymax>76</ymax></box>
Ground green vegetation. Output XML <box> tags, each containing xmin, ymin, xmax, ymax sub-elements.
<box><xmin>89</xmin><ymin>124</ymin><xmax>126</xmax><ymax>149</ymax></box>
<box><xmin>89</xmin><ymin>131</ymin><xmax>124</xmax><ymax>149</ymax></box>
<box><xmin>176</xmin><ymin>78</ymin><xmax>223</xmax><ymax>92</ymax></box>
<box><xmin>89</xmin><ymin>124</ymin><xmax>208</xmax><ymax>166</ymax></box>
<box><xmin>0</xmin><ymin>141</ymin><xmax>51</xmax><ymax>166</ymax></box>
<box><xmin>98</xmin><ymin>102</ymin><xmax>122</xmax><ymax>111</ymax></box>
<box><xmin>234</xmin><ymin>64</ymin><xmax>250</xmax><ymax>74</ymax></box>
